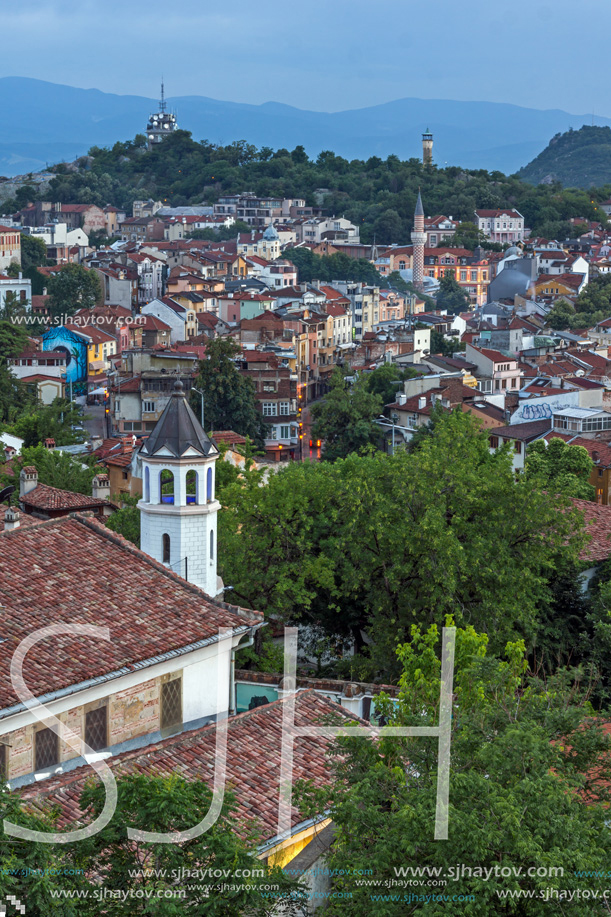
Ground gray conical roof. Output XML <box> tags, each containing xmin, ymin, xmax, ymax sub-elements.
<box><xmin>141</xmin><ymin>380</ymin><xmax>217</xmax><ymax>458</ymax></box>
<box><xmin>415</xmin><ymin>190</ymin><xmax>424</xmax><ymax>216</ymax></box>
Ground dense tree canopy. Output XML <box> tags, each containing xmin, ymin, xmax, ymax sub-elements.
<box><xmin>47</xmin><ymin>263</ymin><xmax>102</xmax><ymax>320</ymax></box>
<box><xmin>0</xmin><ymin>320</ymin><xmax>33</xmax><ymax>424</ymax></box>
<box><xmin>526</xmin><ymin>438</ymin><xmax>595</xmax><ymax>500</ymax></box>
<box><xmin>16</xmin><ymin>130</ymin><xmax>611</xmax><ymax>246</ymax></box>
<box><xmin>0</xmin><ymin>444</ymin><xmax>103</xmax><ymax>495</ymax></box>
<box><xmin>310</xmin><ymin>367</ymin><xmax>383</xmax><ymax>461</ymax></box>
<box><xmin>219</xmin><ymin>410</ymin><xmax>585</xmax><ymax>680</ymax></box>
<box><xmin>191</xmin><ymin>339</ymin><xmax>266</xmax><ymax>446</ymax></box>
<box><xmin>297</xmin><ymin>623</ymin><xmax>611</xmax><ymax>914</ymax></box>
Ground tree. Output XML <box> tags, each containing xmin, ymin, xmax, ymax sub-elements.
<box><xmin>545</xmin><ymin>297</ymin><xmax>575</xmax><ymax>330</ymax></box>
<box><xmin>449</xmin><ymin>220</ymin><xmax>487</xmax><ymax>250</ymax></box>
<box><xmin>191</xmin><ymin>339</ymin><xmax>266</xmax><ymax>446</ymax></box>
<box><xmin>105</xmin><ymin>493</ymin><xmax>141</xmax><ymax>545</ymax></box>
<box><xmin>429</xmin><ymin>328</ymin><xmax>465</xmax><ymax>356</ymax></box>
<box><xmin>47</xmin><ymin>263</ymin><xmax>102</xmax><ymax>320</ymax></box>
<box><xmin>362</xmin><ymin>363</ymin><xmax>417</xmax><ymax>413</ymax></box>
<box><xmin>66</xmin><ymin>774</ymin><xmax>301</xmax><ymax>915</ymax></box>
<box><xmin>219</xmin><ymin>410</ymin><xmax>585</xmax><ymax>678</ymax></box>
<box><xmin>311</xmin><ymin>367</ymin><xmax>383</xmax><ymax>461</ymax></box>
<box><xmin>297</xmin><ymin>622</ymin><xmax>611</xmax><ymax>914</ymax></box>
<box><xmin>435</xmin><ymin>272</ymin><xmax>471</xmax><ymax>315</ymax></box>
<box><xmin>20</xmin><ymin>233</ymin><xmax>48</xmax><ymax>270</ymax></box>
<box><xmin>0</xmin><ymin>320</ymin><xmax>34</xmax><ymax>424</ymax></box>
<box><xmin>526</xmin><ymin>438</ymin><xmax>595</xmax><ymax>500</ymax></box>
<box><xmin>6</xmin><ymin>400</ymin><xmax>86</xmax><ymax>448</ymax></box>
<box><xmin>1</xmin><ymin>445</ymin><xmax>103</xmax><ymax>495</ymax></box>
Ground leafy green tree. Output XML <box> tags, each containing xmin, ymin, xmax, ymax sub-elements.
<box><xmin>526</xmin><ymin>438</ymin><xmax>595</xmax><ymax>500</ymax></box>
<box><xmin>1</xmin><ymin>445</ymin><xmax>102</xmax><ymax>495</ymax></box>
<box><xmin>20</xmin><ymin>233</ymin><xmax>48</xmax><ymax>270</ymax></box>
<box><xmin>6</xmin><ymin>400</ymin><xmax>86</xmax><ymax>448</ymax></box>
<box><xmin>191</xmin><ymin>339</ymin><xmax>266</xmax><ymax>446</ymax></box>
<box><xmin>297</xmin><ymin>622</ymin><xmax>611</xmax><ymax>914</ymax></box>
<box><xmin>362</xmin><ymin>362</ymin><xmax>417</xmax><ymax>413</ymax></box>
<box><xmin>449</xmin><ymin>220</ymin><xmax>487</xmax><ymax>250</ymax></box>
<box><xmin>67</xmin><ymin>774</ymin><xmax>301</xmax><ymax>915</ymax></box>
<box><xmin>435</xmin><ymin>271</ymin><xmax>471</xmax><ymax>314</ymax></box>
<box><xmin>47</xmin><ymin>263</ymin><xmax>102</xmax><ymax>320</ymax></box>
<box><xmin>311</xmin><ymin>367</ymin><xmax>382</xmax><ymax>461</ymax></box>
<box><xmin>429</xmin><ymin>328</ymin><xmax>465</xmax><ymax>355</ymax></box>
<box><xmin>0</xmin><ymin>320</ymin><xmax>34</xmax><ymax>424</ymax></box>
<box><xmin>219</xmin><ymin>410</ymin><xmax>584</xmax><ymax>677</ymax></box>
<box><xmin>545</xmin><ymin>297</ymin><xmax>575</xmax><ymax>330</ymax></box>
<box><xmin>105</xmin><ymin>493</ymin><xmax>140</xmax><ymax>545</ymax></box>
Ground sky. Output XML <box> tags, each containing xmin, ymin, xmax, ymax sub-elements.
<box><xmin>3</xmin><ymin>0</ymin><xmax>610</xmax><ymax>116</ymax></box>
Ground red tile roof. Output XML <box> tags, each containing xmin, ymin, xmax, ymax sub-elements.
<box><xmin>570</xmin><ymin>499</ymin><xmax>611</xmax><ymax>563</ymax></box>
<box><xmin>20</xmin><ymin>484</ymin><xmax>113</xmax><ymax>512</ymax></box>
<box><xmin>210</xmin><ymin>430</ymin><xmax>247</xmax><ymax>446</ymax></box>
<box><xmin>21</xmin><ymin>692</ymin><xmax>356</xmax><ymax>841</ymax></box>
<box><xmin>0</xmin><ymin>514</ymin><xmax>262</xmax><ymax>714</ymax></box>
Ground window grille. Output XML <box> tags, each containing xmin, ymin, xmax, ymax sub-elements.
<box><xmin>35</xmin><ymin>728</ymin><xmax>59</xmax><ymax>770</ymax></box>
<box><xmin>85</xmin><ymin>706</ymin><xmax>108</xmax><ymax>752</ymax></box>
<box><xmin>161</xmin><ymin>678</ymin><xmax>182</xmax><ymax>732</ymax></box>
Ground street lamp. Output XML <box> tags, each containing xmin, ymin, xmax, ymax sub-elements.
<box><xmin>192</xmin><ymin>387</ymin><xmax>205</xmax><ymax>431</ymax></box>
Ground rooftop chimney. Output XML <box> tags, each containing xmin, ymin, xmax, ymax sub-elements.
<box><xmin>92</xmin><ymin>473</ymin><xmax>111</xmax><ymax>501</ymax></box>
<box><xmin>418</xmin><ymin>396</ymin><xmax>426</xmax><ymax>409</ymax></box>
<box><xmin>3</xmin><ymin>506</ymin><xmax>20</xmax><ymax>531</ymax></box>
<box><xmin>19</xmin><ymin>466</ymin><xmax>38</xmax><ymax>498</ymax></box>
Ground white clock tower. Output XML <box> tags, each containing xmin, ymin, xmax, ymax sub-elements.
<box><xmin>138</xmin><ymin>380</ymin><xmax>222</xmax><ymax>596</ymax></box>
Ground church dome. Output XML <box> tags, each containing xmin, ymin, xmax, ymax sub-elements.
<box><xmin>263</xmin><ymin>224</ymin><xmax>280</xmax><ymax>241</ymax></box>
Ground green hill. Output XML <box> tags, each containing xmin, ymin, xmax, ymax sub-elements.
<box><xmin>518</xmin><ymin>125</ymin><xmax>611</xmax><ymax>188</ymax></box>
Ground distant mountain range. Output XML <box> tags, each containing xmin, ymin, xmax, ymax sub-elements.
<box><xmin>517</xmin><ymin>125</ymin><xmax>611</xmax><ymax>188</ymax></box>
<box><xmin>1</xmin><ymin>77</ymin><xmax>609</xmax><ymax>179</ymax></box>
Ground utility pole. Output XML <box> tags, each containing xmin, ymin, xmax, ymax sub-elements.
<box><xmin>193</xmin><ymin>387</ymin><xmax>205</xmax><ymax>431</ymax></box>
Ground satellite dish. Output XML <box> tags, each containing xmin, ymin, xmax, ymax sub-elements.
<box><xmin>0</xmin><ymin>485</ymin><xmax>15</xmax><ymax>506</ymax></box>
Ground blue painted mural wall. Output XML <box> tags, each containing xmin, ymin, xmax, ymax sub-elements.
<box><xmin>43</xmin><ymin>326</ymin><xmax>88</xmax><ymax>384</ymax></box>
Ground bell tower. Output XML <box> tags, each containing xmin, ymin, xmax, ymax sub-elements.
<box><xmin>138</xmin><ymin>380</ymin><xmax>221</xmax><ymax>596</ymax></box>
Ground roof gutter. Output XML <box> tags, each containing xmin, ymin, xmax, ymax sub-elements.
<box><xmin>0</xmin><ymin>624</ymin><xmax>255</xmax><ymax>723</ymax></box>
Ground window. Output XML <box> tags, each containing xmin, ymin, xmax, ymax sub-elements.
<box><xmin>35</xmin><ymin>727</ymin><xmax>59</xmax><ymax>771</ymax></box>
<box><xmin>0</xmin><ymin>742</ymin><xmax>7</xmax><ymax>781</ymax></box>
<box><xmin>279</xmin><ymin>402</ymin><xmax>290</xmax><ymax>416</ymax></box>
<box><xmin>143</xmin><ymin>401</ymin><xmax>155</xmax><ymax>413</ymax></box>
<box><xmin>280</xmin><ymin>425</ymin><xmax>290</xmax><ymax>439</ymax></box>
<box><xmin>162</xmin><ymin>533</ymin><xmax>171</xmax><ymax>564</ymax></box>
<box><xmin>207</xmin><ymin>467</ymin><xmax>213</xmax><ymax>502</ymax></box>
<box><xmin>514</xmin><ymin>441</ymin><xmax>522</xmax><ymax>454</ymax></box>
<box><xmin>186</xmin><ymin>469</ymin><xmax>198</xmax><ymax>505</ymax></box>
<box><xmin>160</xmin><ymin>676</ymin><xmax>182</xmax><ymax>733</ymax></box>
<box><xmin>460</xmin><ymin>270</ymin><xmax>467</xmax><ymax>281</ymax></box>
<box><xmin>144</xmin><ymin>466</ymin><xmax>150</xmax><ymax>501</ymax></box>
<box><xmin>210</xmin><ymin>529</ymin><xmax>214</xmax><ymax>560</ymax></box>
<box><xmin>160</xmin><ymin>469</ymin><xmax>174</xmax><ymax>504</ymax></box>
<box><xmin>489</xmin><ymin>436</ymin><xmax>499</xmax><ymax>448</ymax></box>
<box><xmin>262</xmin><ymin>402</ymin><xmax>276</xmax><ymax>416</ymax></box>
<box><xmin>85</xmin><ymin>706</ymin><xmax>108</xmax><ymax>752</ymax></box>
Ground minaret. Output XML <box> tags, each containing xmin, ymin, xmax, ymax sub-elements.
<box><xmin>422</xmin><ymin>128</ymin><xmax>433</xmax><ymax>166</ymax></box>
<box><xmin>138</xmin><ymin>379</ymin><xmax>222</xmax><ymax>597</ymax></box>
<box><xmin>411</xmin><ymin>190</ymin><xmax>426</xmax><ymax>288</ymax></box>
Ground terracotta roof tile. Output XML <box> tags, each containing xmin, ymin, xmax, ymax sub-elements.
<box><xmin>20</xmin><ymin>692</ymin><xmax>356</xmax><ymax>842</ymax></box>
<box><xmin>0</xmin><ymin>515</ymin><xmax>262</xmax><ymax>714</ymax></box>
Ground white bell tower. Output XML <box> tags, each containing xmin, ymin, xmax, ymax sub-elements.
<box><xmin>138</xmin><ymin>380</ymin><xmax>222</xmax><ymax>596</ymax></box>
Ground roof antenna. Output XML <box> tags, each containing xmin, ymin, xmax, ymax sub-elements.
<box><xmin>160</xmin><ymin>77</ymin><xmax>166</xmax><ymax>114</ymax></box>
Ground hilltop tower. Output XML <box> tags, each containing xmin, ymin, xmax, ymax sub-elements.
<box><xmin>422</xmin><ymin>128</ymin><xmax>433</xmax><ymax>166</ymax></box>
<box><xmin>146</xmin><ymin>80</ymin><xmax>179</xmax><ymax>149</ymax></box>
<box><xmin>411</xmin><ymin>190</ymin><xmax>426</xmax><ymax>288</ymax></box>
<box><xmin>138</xmin><ymin>380</ymin><xmax>221</xmax><ymax>597</ymax></box>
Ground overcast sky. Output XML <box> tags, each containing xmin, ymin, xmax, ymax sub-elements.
<box><xmin>4</xmin><ymin>0</ymin><xmax>609</xmax><ymax>116</ymax></box>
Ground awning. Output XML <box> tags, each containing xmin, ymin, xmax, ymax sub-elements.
<box><xmin>89</xmin><ymin>386</ymin><xmax>107</xmax><ymax>395</ymax></box>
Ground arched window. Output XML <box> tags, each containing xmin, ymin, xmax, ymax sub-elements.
<box><xmin>144</xmin><ymin>466</ymin><xmax>150</xmax><ymax>502</ymax></box>
<box><xmin>162</xmin><ymin>533</ymin><xmax>170</xmax><ymax>564</ymax></box>
<box><xmin>399</xmin><ymin>260</ymin><xmax>406</xmax><ymax>270</ymax></box>
<box><xmin>160</xmin><ymin>469</ymin><xmax>174</xmax><ymax>504</ymax></box>
<box><xmin>210</xmin><ymin>530</ymin><xmax>214</xmax><ymax>560</ymax></box>
<box><xmin>186</xmin><ymin>469</ymin><xmax>197</xmax><ymax>505</ymax></box>
<box><xmin>207</xmin><ymin>467</ymin><xmax>213</xmax><ymax>502</ymax></box>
